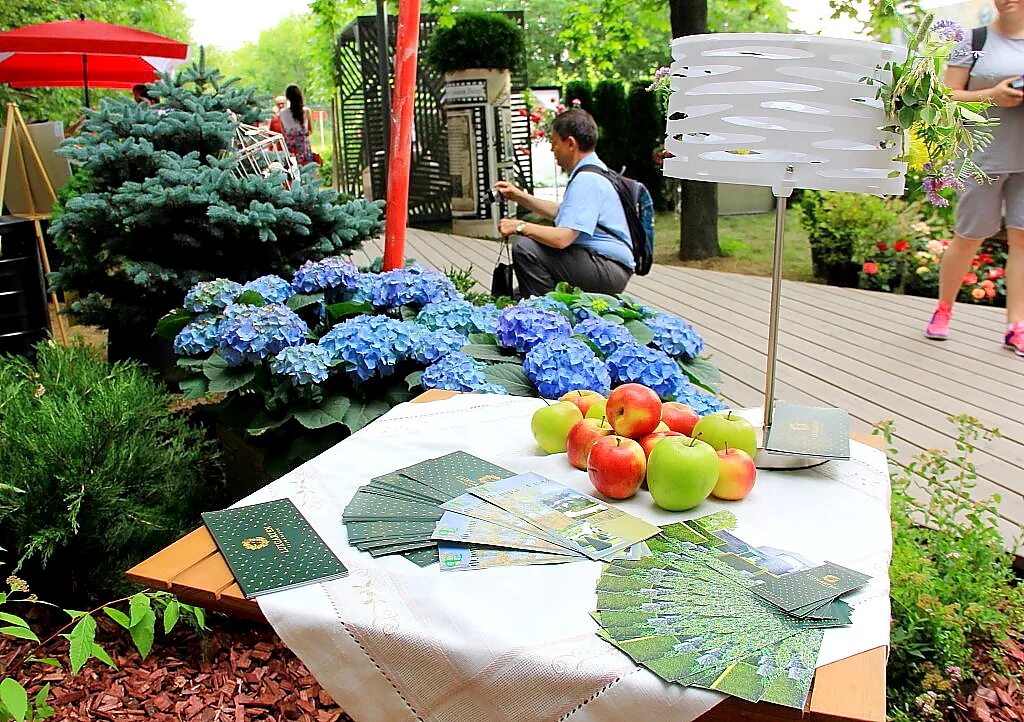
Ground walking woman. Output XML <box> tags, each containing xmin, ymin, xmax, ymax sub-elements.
<box><xmin>281</xmin><ymin>84</ymin><xmax>317</xmax><ymax>166</ymax></box>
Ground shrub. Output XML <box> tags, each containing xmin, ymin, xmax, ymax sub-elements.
<box><xmin>562</xmin><ymin>79</ymin><xmax>593</xmax><ymax>112</ymax></box>
<box><xmin>423</xmin><ymin>12</ymin><xmax>525</xmax><ymax>74</ymax></box>
<box><xmin>49</xmin><ymin>53</ymin><xmax>384</xmax><ymax>364</ymax></box>
<box><xmin>797</xmin><ymin>190</ymin><xmax>914</xmax><ymax>287</ymax></box>
<box><xmin>0</xmin><ymin>341</ymin><xmax>225</xmax><ymax>603</ymax></box>
<box><xmin>879</xmin><ymin>416</ymin><xmax>1024</xmax><ymax>721</ymax></box>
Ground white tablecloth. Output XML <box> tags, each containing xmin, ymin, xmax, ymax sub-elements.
<box><xmin>239</xmin><ymin>394</ymin><xmax>891</xmax><ymax>722</ymax></box>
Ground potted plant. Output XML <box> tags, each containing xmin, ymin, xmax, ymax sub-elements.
<box><xmin>424</xmin><ymin>12</ymin><xmax>525</xmax><ymax>234</ymax></box>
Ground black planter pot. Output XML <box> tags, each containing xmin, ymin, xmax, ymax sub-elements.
<box><xmin>823</xmin><ymin>262</ymin><xmax>861</xmax><ymax>289</ymax></box>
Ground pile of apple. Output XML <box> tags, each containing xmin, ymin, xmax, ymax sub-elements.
<box><xmin>530</xmin><ymin>383</ymin><xmax>758</xmax><ymax>511</ymax></box>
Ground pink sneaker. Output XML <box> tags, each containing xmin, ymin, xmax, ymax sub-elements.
<box><xmin>1005</xmin><ymin>323</ymin><xmax>1024</xmax><ymax>357</ymax></box>
<box><xmin>925</xmin><ymin>302</ymin><xmax>953</xmax><ymax>340</ymax></box>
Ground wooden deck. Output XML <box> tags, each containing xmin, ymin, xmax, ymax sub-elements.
<box><xmin>353</xmin><ymin>228</ymin><xmax>1024</xmax><ymax>556</ymax></box>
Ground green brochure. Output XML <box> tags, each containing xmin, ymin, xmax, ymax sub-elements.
<box><xmin>400</xmin><ymin>451</ymin><xmax>515</xmax><ymax>499</ymax></box>
<box><xmin>203</xmin><ymin>498</ymin><xmax>348</xmax><ymax>599</ymax></box>
<box><xmin>764</xmin><ymin>402</ymin><xmax>850</xmax><ymax>459</ymax></box>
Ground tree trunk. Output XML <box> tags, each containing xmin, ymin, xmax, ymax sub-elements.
<box><xmin>669</xmin><ymin>0</ymin><xmax>722</xmax><ymax>260</ymax></box>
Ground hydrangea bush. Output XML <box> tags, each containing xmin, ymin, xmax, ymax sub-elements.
<box><xmin>160</xmin><ymin>270</ymin><xmax>727</xmax><ymax>461</ymax></box>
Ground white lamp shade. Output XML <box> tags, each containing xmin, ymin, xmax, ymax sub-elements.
<box><xmin>663</xmin><ymin>33</ymin><xmax>908</xmax><ymax>197</ymax></box>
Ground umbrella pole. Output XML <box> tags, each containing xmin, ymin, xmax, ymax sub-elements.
<box><xmin>82</xmin><ymin>53</ymin><xmax>90</xmax><ymax>107</ymax></box>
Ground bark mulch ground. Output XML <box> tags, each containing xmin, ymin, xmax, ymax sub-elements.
<box><xmin>1</xmin><ymin>614</ymin><xmax>354</xmax><ymax>722</ymax></box>
<box><xmin>959</xmin><ymin>629</ymin><xmax>1024</xmax><ymax>722</ymax></box>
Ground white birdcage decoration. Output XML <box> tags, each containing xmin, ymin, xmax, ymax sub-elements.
<box><xmin>229</xmin><ymin>122</ymin><xmax>301</xmax><ymax>183</ymax></box>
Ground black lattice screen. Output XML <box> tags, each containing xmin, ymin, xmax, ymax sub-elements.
<box><xmin>336</xmin><ymin>12</ymin><xmax>533</xmax><ymax>224</ymax></box>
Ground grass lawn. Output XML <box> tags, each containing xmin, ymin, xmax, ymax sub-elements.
<box><xmin>653</xmin><ymin>208</ymin><xmax>818</xmax><ymax>283</ymax></box>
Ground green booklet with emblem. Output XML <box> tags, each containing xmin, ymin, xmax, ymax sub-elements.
<box><xmin>203</xmin><ymin>498</ymin><xmax>348</xmax><ymax>598</ymax></box>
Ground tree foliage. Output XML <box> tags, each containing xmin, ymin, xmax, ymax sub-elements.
<box><xmin>0</xmin><ymin>0</ymin><xmax>192</xmax><ymax>124</ymax></box>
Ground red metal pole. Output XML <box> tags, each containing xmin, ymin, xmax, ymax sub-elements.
<box><xmin>382</xmin><ymin>0</ymin><xmax>421</xmax><ymax>271</ymax></box>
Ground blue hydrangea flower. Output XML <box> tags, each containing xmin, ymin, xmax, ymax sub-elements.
<box><xmin>646</xmin><ymin>313</ymin><xmax>706</xmax><ymax>360</ymax></box>
<box><xmin>318</xmin><ymin>314</ymin><xmax>417</xmax><ymax>381</ymax></box>
<box><xmin>173</xmin><ymin>314</ymin><xmax>220</xmax><ymax>356</ymax></box>
<box><xmin>605</xmin><ymin>344</ymin><xmax>688</xmax><ymax>399</ymax></box>
<box><xmin>674</xmin><ymin>383</ymin><xmax>730</xmax><ymax>415</ymax></box>
<box><xmin>523</xmin><ymin>338</ymin><xmax>611</xmax><ymax>398</ymax></box>
<box><xmin>472</xmin><ymin>382</ymin><xmax>510</xmax><ymax>395</ymax></box>
<box><xmin>521</xmin><ymin>295</ymin><xmax>571</xmax><ymax>316</ymax></box>
<box><xmin>215</xmin><ymin>304</ymin><xmax>309</xmax><ymax>366</ymax></box>
<box><xmin>570</xmin><ymin>305</ymin><xmax>602</xmax><ymax>324</ymax></box>
<box><xmin>409</xmin><ymin>327</ymin><xmax>468</xmax><ymax>365</ymax></box>
<box><xmin>371</xmin><ymin>265</ymin><xmax>458</xmax><ymax>308</ymax></box>
<box><xmin>495</xmin><ymin>306</ymin><xmax>572</xmax><ymax>353</ymax></box>
<box><xmin>420</xmin><ymin>352</ymin><xmax>489</xmax><ymax>392</ymax></box>
<box><xmin>270</xmin><ymin>344</ymin><xmax>332</xmax><ymax>385</ymax></box>
<box><xmin>183</xmin><ymin>279</ymin><xmax>242</xmax><ymax>312</ymax></box>
<box><xmin>471</xmin><ymin>303</ymin><xmax>501</xmax><ymax>334</ymax></box>
<box><xmin>417</xmin><ymin>298</ymin><xmax>477</xmax><ymax>335</ymax></box>
<box><xmin>572</xmin><ymin>317</ymin><xmax>636</xmax><ymax>357</ymax></box>
<box><xmin>347</xmin><ymin>273</ymin><xmax>380</xmax><ymax>304</ymax></box>
<box><xmin>242</xmin><ymin>275</ymin><xmax>295</xmax><ymax>304</ymax></box>
<box><xmin>292</xmin><ymin>257</ymin><xmax>360</xmax><ymax>294</ymax></box>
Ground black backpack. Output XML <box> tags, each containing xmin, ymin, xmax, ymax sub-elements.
<box><xmin>570</xmin><ymin>165</ymin><xmax>656</xmax><ymax>276</ymax></box>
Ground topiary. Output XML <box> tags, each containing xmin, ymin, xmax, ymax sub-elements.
<box><xmin>0</xmin><ymin>341</ymin><xmax>226</xmax><ymax>604</ymax></box>
<box><xmin>423</xmin><ymin>12</ymin><xmax>525</xmax><ymax>74</ymax></box>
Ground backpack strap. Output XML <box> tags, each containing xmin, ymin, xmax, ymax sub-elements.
<box><xmin>970</xmin><ymin>26</ymin><xmax>987</xmax><ymax>74</ymax></box>
<box><xmin>567</xmin><ymin>165</ymin><xmax>631</xmax><ymax>246</ymax></box>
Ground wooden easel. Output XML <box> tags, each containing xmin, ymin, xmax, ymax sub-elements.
<box><xmin>0</xmin><ymin>102</ymin><xmax>69</xmax><ymax>345</ymax></box>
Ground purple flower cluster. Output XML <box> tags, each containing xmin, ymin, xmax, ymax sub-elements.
<box><xmin>183</xmin><ymin>278</ymin><xmax>242</xmax><ymax>312</ymax></box>
<box><xmin>371</xmin><ymin>265</ymin><xmax>458</xmax><ymax>308</ymax></box>
<box><xmin>270</xmin><ymin>344</ymin><xmax>333</xmax><ymax>385</ymax></box>
<box><xmin>922</xmin><ymin>163</ymin><xmax>965</xmax><ymax>207</ymax></box>
<box><xmin>571</xmin><ymin>317</ymin><xmax>635</xmax><ymax>357</ymax></box>
<box><xmin>931</xmin><ymin>18</ymin><xmax>965</xmax><ymax>43</ymax></box>
<box><xmin>605</xmin><ymin>344</ymin><xmax>687</xmax><ymax>399</ymax></box>
<box><xmin>216</xmin><ymin>304</ymin><xmax>309</xmax><ymax>365</ymax></box>
<box><xmin>646</xmin><ymin>313</ymin><xmax>705</xmax><ymax>359</ymax></box>
<box><xmin>173</xmin><ymin>314</ymin><xmax>220</xmax><ymax>356</ymax></box>
<box><xmin>318</xmin><ymin>314</ymin><xmax>417</xmax><ymax>381</ymax></box>
<box><xmin>242</xmin><ymin>275</ymin><xmax>295</xmax><ymax>304</ymax></box>
<box><xmin>523</xmin><ymin>338</ymin><xmax>611</xmax><ymax>398</ymax></box>
<box><xmin>495</xmin><ymin>305</ymin><xmax>572</xmax><ymax>353</ymax></box>
<box><xmin>291</xmin><ymin>257</ymin><xmax>360</xmax><ymax>294</ymax></box>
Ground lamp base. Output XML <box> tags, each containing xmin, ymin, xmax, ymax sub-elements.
<box><xmin>754</xmin><ymin>447</ymin><xmax>830</xmax><ymax>470</ymax></box>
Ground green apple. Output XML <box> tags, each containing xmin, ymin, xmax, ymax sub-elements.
<box><xmin>691</xmin><ymin>410</ymin><xmax>757</xmax><ymax>458</ymax></box>
<box><xmin>584</xmin><ymin>399</ymin><xmax>608</xmax><ymax>421</ymax></box>
<box><xmin>531</xmin><ymin>400</ymin><xmax>584</xmax><ymax>454</ymax></box>
<box><xmin>646</xmin><ymin>436</ymin><xmax>719</xmax><ymax>511</ymax></box>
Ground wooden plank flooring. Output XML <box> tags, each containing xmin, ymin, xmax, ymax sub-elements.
<box><xmin>363</xmin><ymin>228</ymin><xmax>1024</xmax><ymax>553</ymax></box>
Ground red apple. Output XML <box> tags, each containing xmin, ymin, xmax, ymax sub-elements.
<box><xmin>605</xmin><ymin>383</ymin><xmax>662</xmax><ymax>439</ymax></box>
<box><xmin>712</xmin><ymin>448</ymin><xmax>757</xmax><ymax>500</ymax></box>
<box><xmin>639</xmin><ymin>430</ymin><xmax>687</xmax><ymax>458</ymax></box>
<box><xmin>587</xmin><ymin>435</ymin><xmax>646</xmax><ymax>500</ymax></box>
<box><xmin>566</xmin><ymin>417</ymin><xmax>615</xmax><ymax>470</ymax></box>
<box><xmin>560</xmin><ymin>389</ymin><xmax>606</xmax><ymax>416</ymax></box>
<box><xmin>661</xmin><ymin>402</ymin><xmax>701</xmax><ymax>436</ymax></box>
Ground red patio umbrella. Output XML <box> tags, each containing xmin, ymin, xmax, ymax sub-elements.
<box><xmin>0</xmin><ymin>17</ymin><xmax>190</xmax><ymax>105</ymax></box>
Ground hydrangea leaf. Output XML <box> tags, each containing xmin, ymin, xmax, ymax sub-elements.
<box><xmin>292</xmin><ymin>395</ymin><xmax>352</xmax><ymax>429</ymax></box>
<box><xmin>236</xmin><ymin>290</ymin><xmax>267</xmax><ymax>306</ymax></box>
<box><xmin>325</xmin><ymin>301</ymin><xmax>373</xmax><ymax>322</ymax></box>
<box><xmin>203</xmin><ymin>353</ymin><xmax>257</xmax><ymax>393</ymax></box>
<box><xmin>624</xmin><ymin>320</ymin><xmax>655</xmax><ymax>346</ymax></box>
<box><xmin>599</xmin><ymin>314</ymin><xmax>625</xmax><ymax>325</ymax></box>
<box><xmin>678</xmin><ymin>358</ymin><xmax>722</xmax><ymax>394</ymax></box>
<box><xmin>468</xmin><ymin>333</ymin><xmax>497</xmax><ymax>345</ymax></box>
<box><xmin>246</xmin><ymin>411</ymin><xmax>292</xmax><ymax>435</ymax></box>
<box><xmin>461</xmin><ymin>344</ymin><xmax>523</xmax><ymax>363</ymax></box>
<box><xmin>482</xmin><ymin>363</ymin><xmax>536</xmax><ymax>397</ymax></box>
<box><xmin>179</xmin><ymin>376</ymin><xmax>209</xmax><ymax>400</ymax></box>
<box><xmin>406</xmin><ymin>370</ymin><xmax>424</xmax><ymax>390</ymax></box>
<box><xmin>286</xmin><ymin>292</ymin><xmax>324</xmax><ymax>311</ymax></box>
<box><xmin>342</xmin><ymin>399</ymin><xmax>390</xmax><ymax>432</ymax></box>
<box><xmin>155</xmin><ymin>308</ymin><xmax>196</xmax><ymax>339</ymax></box>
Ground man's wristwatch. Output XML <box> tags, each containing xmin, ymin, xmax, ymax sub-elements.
<box><xmin>515</xmin><ymin>222</ymin><xmax>526</xmax><ymax>235</ymax></box>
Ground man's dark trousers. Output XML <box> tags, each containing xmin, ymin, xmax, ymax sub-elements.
<box><xmin>511</xmin><ymin>236</ymin><xmax>632</xmax><ymax>298</ymax></box>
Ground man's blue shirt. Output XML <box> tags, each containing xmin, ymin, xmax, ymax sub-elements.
<box><xmin>555</xmin><ymin>153</ymin><xmax>634</xmax><ymax>269</ymax></box>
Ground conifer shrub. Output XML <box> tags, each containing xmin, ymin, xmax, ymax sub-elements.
<box><xmin>49</xmin><ymin>53</ymin><xmax>384</xmax><ymax>363</ymax></box>
<box><xmin>423</xmin><ymin>12</ymin><xmax>525</xmax><ymax>74</ymax></box>
<box><xmin>0</xmin><ymin>341</ymin><xmax>225</xmax><ymax>603</ymax></box>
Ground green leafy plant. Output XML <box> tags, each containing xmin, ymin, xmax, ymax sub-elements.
<box><xmin>878</xmin><ymin>416</ymin><xmax>1024</xmax><ymax>721</ymax></box>
<box><xmin>0</xmin><ymin>341</ymin><xmax>225</xmax><ymax>604</ymax></box>
<box><xmin>0</xmin><ymin>574</ymin><xmax>205</xmax><ymax>722</ymax></box>
<box><xmin>49</xmin><ymin>50</ymin><xmax>384</xmax><ymax>364</ymax></box>
<box><xmin>423</xmin><ymin>12</ymin><xmax>525</xmax><ymax>74</ymax></box>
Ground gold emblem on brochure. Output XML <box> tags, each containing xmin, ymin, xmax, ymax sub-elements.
<box><xmin>821</xmin><ymin>574</ymin><xmax>840</xmax><ymax>585</ymax></box>
<box><xmin>242</xmin><ymin>536</ymin><xmax>270</xmax><ymax>551</ymax></box>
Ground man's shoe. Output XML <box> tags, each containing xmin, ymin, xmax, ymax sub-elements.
<box><xmin>924</xmin><ymin>302</ymin><xmax>953</xmax><ymax>340</ymax></box>
<box><xmin>1004</xmin><ymin>322</ymin><xmax>1024</xmax><ymax>357</ymax></box>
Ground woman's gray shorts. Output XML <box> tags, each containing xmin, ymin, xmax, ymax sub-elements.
<box><xmin>955</xmin><ymin>171</ymin><xmax>1024</xmax><ymax>240</ymax></box>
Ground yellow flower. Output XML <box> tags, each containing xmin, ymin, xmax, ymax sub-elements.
<box><xmin>907</xmin><ymin>130</ymin><xmax>930</xmax><ymax>171</ymax></box>
<box><xmin>917</xmin><ymin>266</ymin><xmax>930</xmax><ymax>276</ymax></box>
